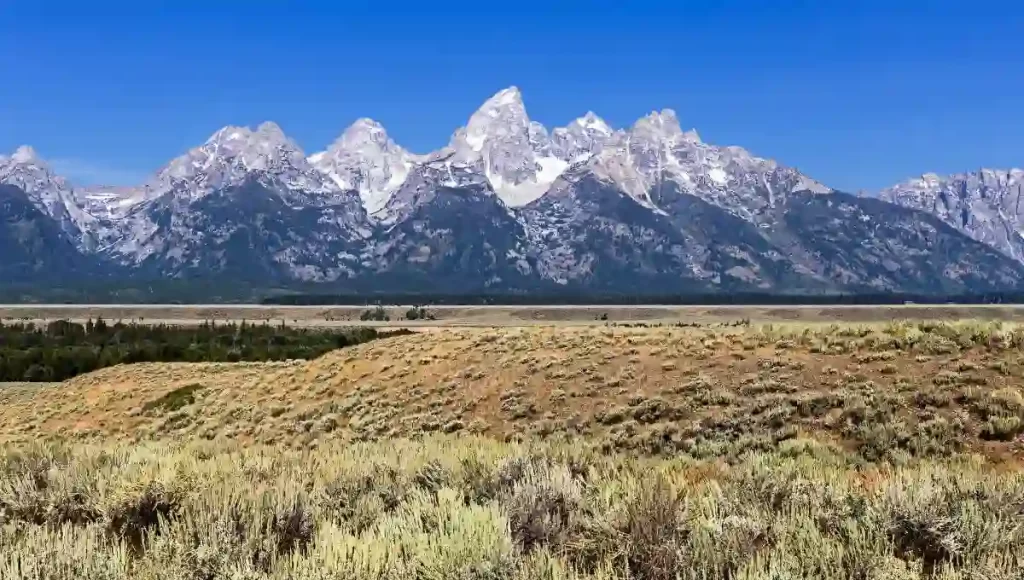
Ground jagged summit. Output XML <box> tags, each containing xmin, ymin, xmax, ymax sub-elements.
<box><xmin>341</xmin><ymin>118</ymin><xmax>387</xmax><ymax>139</ymax></box>
<box><xmin>201</xmin><ymin>122</ymin><xmax>293</xmax><ymax>154</ymax></box>
<box><xmin>140</xmin><ymin>121</ymin><xmax>339</xmax><ymax>206</ymax></box>
<box><xmin>635</xmin><ymin>109</ymin><xmax>682</xmax><ymax>133</ymax></box>
<box><xmin>453</xmin><ymin>86</ymin><xmax>532</xmax><ymax>154</ymax></box>
<box><xmin>880</xmin><ymin>167</ymin><xmax>1024</xmax><ymax>262</ymax></box>
<box><xmin>574</xmin><ymin>112</ymin><xmax>613</xmax><ymax>135</ymax></box>
<box><xmin>484</xmin><ymin>86</ymin><xmax>524</xmax><ymax>108</ymax></box>
<box><xmin>197</xmin><ymin>121</ymin><xmax>300</xmax><ymax>159</ymax></box>
<box><xmin>0</xmin><ymin>145</ymin><xmax>94</xmax><ymax>246</ymax></box>
<box><xmin>1</xmin><ymin>146</ymin><xmax>49</xmax><ymax>172</ymax></box>
<box><xmin>586</xmin><ymin>108</ymin><xmax>828</xmax><ymax>218</ymax></box>
<box><xmin>9</xmin><ymin>145</ymin><xmax>40</xmax><ymax>164</ymax></box>
<box><xmin>630</xmin><ymin>110</ymin><xmax>700</xmax><ymax>145</ymax></box>
<box><xmin>441</xmin><ymin>87</ymin><xmax>623</xmax><ymax>206</ymax></box>
<box><xmin>3</xmin><ymin>87</ymin><xmax>1022</xmax><ymax>295</ymax></box>
<box><xmin>1</xmin><ymin>146</ymin><xmax>65</xmax><ymax>193</ymax></box>
<box><xmin>309</xmin><ymin>117</ymin><xmax>416</xmax><ymax>214</ymax></box>
<box><xmin>441</xmin><ymin>87</ymin><xmax>558</xmax><ymax>206</ymax></box>
<box><xmin>321</xmin><ymin>118</ymin><xmax>398</xmax><ymax>150</ymax></box>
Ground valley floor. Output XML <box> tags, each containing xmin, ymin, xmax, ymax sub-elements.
<box><xmin>5</xmin><ymin>303</ymin><xmax>1024</xmax><ymax>327</ymax></box>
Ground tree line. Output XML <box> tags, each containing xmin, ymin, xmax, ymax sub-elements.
<box><xmin>263</xmin><ymin>291</ymin><xmax>1024</xmax><ymax>306</ymax></box>
<box><xmin>0</xmin><ymin>319</ymin><xmax>409</xmax><ymax>383</ymax></box>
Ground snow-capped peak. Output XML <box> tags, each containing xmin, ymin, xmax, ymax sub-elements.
<box><xmin>10</xmin><ymin>145</ymin><xmax>40</xmax><ymax>164</ymax></box>
<box><xmin>309</xmin><ymin>118</ymin><xmax>416</xmax><ymax>214</ymax></box>
<box><xmin>0</xmin><ymin>145</ymin><xmax>95</xmax><ymax>244</ymax></box>
<box><xmin>198</xmin><ymin>121</ymin><xmax>296</xmax><ymax>162</ymax></box>
<box><xmin>627</xmin><ymin>110</ymin><xmax>700</xmax><ymax>145</ymax></box>
<box><xmin>635</xmin><ymin>109</ymin><xmax>682</xmax><ymax>135</ymax></box>
<box><xmin>587</xmin><ymin>108</ymin><xmax>827</xmax><ymax>217</ymax></box>
<box><xmin>469</xmin><ymin>86</ymin><xmax>526</xmax><ymax>131</ymax></box>
<box><xmin>444</xmin><ymin>87</ymin><xmax>622</xmax><ymax>206</ymax></box>
<box><xmin>552</xmin><ymin>112</ymin><xmax>621</xmax><ymax>165</ymax></box>
<box><xmin>885</xmin><ymin>168</ymin><xmax>1023</xmax><ymax>200</ymax></box>
<box><xmin>574</xmin><ymin>112</ymin><xmax>613</xmax><ymax>135</ymax></box>
<box><xmin>442</xmin><ymin>87</ymin><xmax>562</xmax><ymax>206</ymax></box>
<box><xmin>140</xmin><ymin>121</ymin><xmax>340</xmax><ymax>205</ymax></box>
<box><xmin>455</xmin><ymin>86</ymin><xmax>530</xmax><ymax>156</ymax></box>
<box><xmin>254</xmin><ymin>121</ymin><xmax>287</xmax><ymax>139</ymax></box>
<box><xmin>202</xmin><ymin>122</ymin><xmax>287</xmax><ymax>149</ymax></box>
<box><xmin>485</xmin><ymin>86</ymin><xmax>524</xmax><ymax>109</ymax></box>
<box><xmin>585</xmin><ymin>109</ymin><xmax>694</xmax><ymax>204</ymax></box>
<box><xmin>0</xmin><ymin>145</ymin><xmax>69</xmax><ymax>201</ymax></box>
<box><xmin>335</xmin><ymin>118</ymin><xmax>395</xmax><ymax>148</ymax></box>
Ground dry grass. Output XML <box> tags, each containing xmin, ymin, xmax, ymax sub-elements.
<box><xmin>7</xmin><ymin>321</ymin><xmax>1024</xmax><ymax>577</ymax></box>
<box><xmin>4</xmin><ymin>321</ymin><xmax>1024</xmax><ymax>463</ymax></box>
<box><xmin>4</xmin><ymin>436</ymin><xmax>1024</xmax><ymax>579</ymax></box>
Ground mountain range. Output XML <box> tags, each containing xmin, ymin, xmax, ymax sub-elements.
<box><xmin>1</xmin><ymin>86</ymin><xmax>1022</xmax><ymax>297</ymax></box>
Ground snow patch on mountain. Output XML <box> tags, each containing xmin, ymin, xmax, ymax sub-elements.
<box><xmin>75</xmin><ymin>186</ymin><xmax>140</xmax><ymax>220</ymax></box>
<box><xmin>135</xmin><ymin>121</ymin><xmax>341</xmax><ymax>208</ymax></box>
<box><xmin>375</xmin><ymin>152</ymin><xmax>494</xmax><ymax>226</ymax></box>
<box><xmin>16</xmin><ymin>86</ymin><xmax>1016</xmax><ymax>295</ymax></box>
<box><xmin>446</xmin><ymin>87</ymin><xmax>617</xmax><ymax>207</ymax></box>
<box><xmin>0</xmin><ymin>146</ymin><xmax>96</xmax><ymax>246</ymax></box>
<box><xmin>587</xmin><ymin>109</ymin><xmax>830</xmax><ymax>220</ymax></box>
<box><xmin>551</xmin><ymin>111</ymin><xmax>621</xmax><ymax>164</ymax></box>
<box><xmin>309</xmin><ymin>118</ymin><xmax>418</xmax><ymax>214</ymax></box>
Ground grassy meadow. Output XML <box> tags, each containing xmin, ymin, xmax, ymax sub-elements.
<box><xmin>4</xmin><ymin>320</ymin><xmax>1024</xmax><ymax>578</ymax></box>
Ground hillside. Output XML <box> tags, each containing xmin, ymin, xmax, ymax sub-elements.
<box><xmin>6</xmin><ymin>323</ymin><xmax>1024</xmax><ymax>462</ymax></box>
<box><xmin>7</xmin><ymin>322</ymin><xmax>1024</xmax><ymax>578</ymax></box>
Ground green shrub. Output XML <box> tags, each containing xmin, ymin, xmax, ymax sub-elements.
<box><xmin>360</xmin><ymin>306</ymin><xmax>389</xmax><ymax>322</ymax></box>
<box><xmin>980</xmin><ymin>416</ymin><xmax>1024</xmax><ymax>441</ymax></box>
<box><xmin>0</xmin><ymin>320</ymin><xmax>409</xmax><ymax>382</ymax></box>
<box><xmin>142</xmin><ymin>384</ymin><xmax>204</xmax><ymax>414</ymax></box>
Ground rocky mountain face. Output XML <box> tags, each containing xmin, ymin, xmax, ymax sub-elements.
<box><xmin>879</xmin><ymin>169</ymin><xmax>1024</xmax><ymax>264</ymax></box>
<box><xmin>0</xmin><ymin>147</ymin><xmax>97</xmax><ymax>249</ymax></box>
<box><xmin>439</xmin><ymin>87</ymin><xmax>621</xmax><ymax>208</ymax></box>
<box><xmin>127</xmin><ymin>176</ymin><xmax>371</xmax><ymax>283</ymax></box>
<box><xmin>308</xmin><ymin>119</ymin><xmax>418</xmax><ymax>215</ymax></box>
<box><xmin>774</xmin><ymin>192</ymin><xmax>1024</xmax><ymax>294</ymax></box>
<box><xmin>1</xmin><ymin>86</ymin><xmax>1022</xmax><ymax>295</ymax></box>
<box><xmin>0</xmin><ymin>184</ymin><xmax>100</xmax><ymax>282</ymax></box>
<box><xmin>589</xmin><ymin>110</ymin><xmax>832</xmax><ymax>222</ymax></box>
<box><xmin>520</xmin><ymin>171</ymin><xmax>802</xmax><ymax>292</ymax></box>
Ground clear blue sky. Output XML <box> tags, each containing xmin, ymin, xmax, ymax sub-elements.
<box><xmin>1</xmin><ymin>1</ymin><xmax>1021</xmax><ymax>192</ymax></box>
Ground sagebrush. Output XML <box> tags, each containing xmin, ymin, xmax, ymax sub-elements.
<box><xmin>6</xmin><ymin>321</ymin><xmax>1024</xmax><ymax>462</ymax></box>
<box><xmin>3</xmin><ymin>437</ymin><xmax>1024</xmax><ymax>579</ymax></box>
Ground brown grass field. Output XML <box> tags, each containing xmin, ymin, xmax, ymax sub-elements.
<box><xmin>6</xmin><ymin>320</ymin><xmax>1024</xmax><ymax>578</ymax></box>
<box><xmin>5</xmin><ymin>303</ymin><xmax>1024</xmax><ymax>327</ymax></box>
<box><xmin>5</xmin><ymin>321</ymin><xmax>1024</xmax><ymax>458</ymax></box>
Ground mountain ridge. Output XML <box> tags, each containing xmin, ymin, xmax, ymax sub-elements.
<box><xmin>880</xmin><ymin>168</ymin><xmax>1024</xmax><ymax>263</ymax></box>
<box><xmin>1</xmin><ymin>87</ymin><xmax>1022</xmax><ymax>295</ymax></box>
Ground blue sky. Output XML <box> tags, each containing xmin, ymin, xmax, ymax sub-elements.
<box><xmin>0</xmin><ymin>1</ymin><xmax>1021</xmax><ymax>191</ymax></box>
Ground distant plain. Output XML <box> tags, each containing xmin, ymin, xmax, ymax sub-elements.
<box><xmin>4</xmin><ymin>303</ymin><xmax>1024</xmax><ymax>327</ymax></box>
